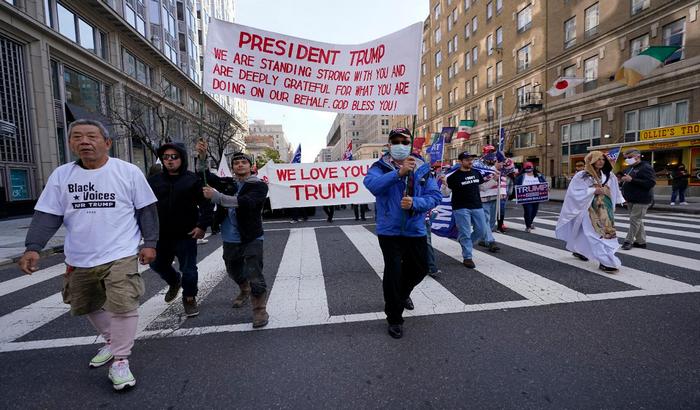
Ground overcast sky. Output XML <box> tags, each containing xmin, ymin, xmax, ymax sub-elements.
<box><xmin>235</xmin><ymin>0</ymin><xmax>429</xmax><ymax>162</ymax></box>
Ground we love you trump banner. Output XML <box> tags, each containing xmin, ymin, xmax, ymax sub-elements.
<box><xmin>203</xmin><ymin>20</ymin><xmax>422</xmax><ymax>115</ymax></box>
<box><xmin>257</xmin><ymin>160</ymin><xmax>376</xmax><ymax>209</ymax></box>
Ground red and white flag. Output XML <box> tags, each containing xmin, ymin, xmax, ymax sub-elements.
<box><xmin>547</xmin><ymin>77</ymin><xmax>585</xmax><ymax>96</ymax></box>
<box><xmin>342</xmin><ymin>140</ymin><xmax>353</xmax><ymax>161</ymax></box>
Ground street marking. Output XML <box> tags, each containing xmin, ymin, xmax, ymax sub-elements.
<box><xmin>0</xmin><ymin>264</ymin><xmax>65</xmax><ymax>297</ymax></box>
<box><xmin>528</xmin><ymin>215</ymin><xmax>700</xmax><ymax>239</ymax></box>
<box><xmin>539</xmin><ymin>213</ymin><xmax>700</xmax><ymax>231</ymax></box>
<box><xmin>430</xmin><ymin>235</ymin><xmax>589</xmax><ymax>304</ymax></box>
<box><xmin>266</xmin><ymin>228</ymin><xmax>330</xmax><ymax>326</ymax></box>
<box><xmin>492</xmin><ymin>226</ymin><xmax>695</xmax><ymax>293</ymax></box>
<box><xmin>0</xmin><ymin>293</ymin><xmax>70</xmax><ymax>344</ymax></box>
<box><xmin>525</xmin><ymin>217</ymin><xmax>700</xmax><ymax>252</ymax></box>
<box><xmin>340</xmin><ymin>225</ymin><xmax>466</xmax><ymax>315</ymax></box>
<box><xmin>505</xmin><ymin>220</ymin><xmax>700</xmax><ymax>271</ymax></box>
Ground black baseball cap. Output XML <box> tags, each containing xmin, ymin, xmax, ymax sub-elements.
<box><xmin>388</xmin><ymin>127</ymin><xmax>412</xmax><ymax>141</ymax></box>
<box><xmin>458</xmin><ymin>151</ymin><xmax>478</xmax><ymax>160</ymax></box>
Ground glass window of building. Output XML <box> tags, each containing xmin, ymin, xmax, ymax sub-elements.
<box><xmin>563</xmin><ymin>65</ymin><xmax>576</xmax><ymax>97</ymax></box>
<box><xmin>436</xmin><ymin>97</ymin><xmax>443</xmax><ymax>112</ymax></box>
<box><xmin>630</xmin><ymin>34</ymin><xmax>649</xmax><ymax>57</ymax></box>
<box><xmin>472</xmin><ymin>75</ymin><xmax>478</xmax><ymax>95</ymax></box>
<box><xmin>57</xmin><ymin>2</ymin><xmax>76</xmax><ymax>41</ymax></box>
<box><xmin>77</xmin><ymin>18</ymin><xmax>94</xmax><ymax>51</ymax></box>
<box><xmin>496</xmin><ymin>27</ymin><xmax>503</xmax><ymax>47</ymax></box>
<box><xmin>564</xmin><ymin>17</ymin><xmax>576</xmax><ymax>48</ymax></box>
<box><xmin>583</xmin><ymin>56</ymin><xmax>598</xmax><ymax>91</ymax></box>
<box><xmin>496</xmin><ymin>61</ymin><xmax>503</xmax><ymax>82</ymax></box>
<box><xmin>465</xmin><ymin>22</ymin><xmax>470</xmax><ymax>38</ymax></box>
<box><xmin>496</xmin><ymin>0</ymin><xmax>503</xmax><ymax>13</ymax></box>
<box><xmin>663</xmin><ymin>19</ymin><xmax>685</xmax><ymax>63</ymax></box>
<box><xmin>487</xmin><ymin>66</ymin><xmax>494</xmax><ymax>87</ymax></box>
<box><xmin>487</xmin><ymin>1</ymin><xmax>493</xmax><ymax>20</ymax></box>
<box><xmin>434</xmin><ymin>26</ymin><xmax>441</xmax><ymax>44</ymax></box>
<box><xmin>464</xmin><ymin>51</ymin><xmax>471</xmax><ymax>70</ymax></box>
<box><xmin>487</xmin><ymin>34</ymin><xmax>493</xmax><ymax>55</ymax></box>
<box><xmin>517</xmin><ymin>4</ymin><xmax>532</xmax><ymax>33</ymax></box>
<box><xmin>435</xmin><ymin>50</ymin><xmax>442</xmax><ymax>67</ymax></box>
<box><xmin>472</xmin><ymin>16</ymin><xmax>478</xmax><ymax>32</ymax></box>
<box><xmin>63</xmin><ymin>67</ymin><xmax>101</xmax><ymax>112</ymax></box>
<box><xmin>472</xmin><ymin>46</ymin><xmax>478</xmax><ymax>64</ymax></box>
<box><xmin>517</xmin><ymin>44</ymin><xmax>530</xmax><ymax>72</ymax></box>
<box><xmin>584</xmin><ymin>3</ymin><xmax>599</xmax><ymax>38</ymax></box>
<box><xmin>631</xmin><ymin>0</ymin><xmax>650</xmax><ymax>15</ymax></box>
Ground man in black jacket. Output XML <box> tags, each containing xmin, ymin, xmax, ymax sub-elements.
<box><xmin>199</xmin><ymin>142</ymin><xmax>270</xmax><ymax>328</ymax></box>
<box><xmin>620</xmin><ymin>149</ymin><xmax>656</xmax><ymax>250</ymax></box>
<box><xmin>148</xmin><ymin>142</ymin><xmax>213</xmax><ymax>317</ymax></box>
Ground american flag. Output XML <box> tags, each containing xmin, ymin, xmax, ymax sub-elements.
<box><xmin>342</xmin><ymin>140</ymin><xmax>353</xmax><ymax>160</ymax></box>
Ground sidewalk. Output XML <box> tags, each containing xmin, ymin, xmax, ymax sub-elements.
<box><xmin>0</xmin><ymin>217</ymin><xmax>66</xmax><ymax>266</ymax></box>
<box><xmin>549</xmin><ymin>189</ymin><xmax>700</xmax><ymax>214</ymax></box>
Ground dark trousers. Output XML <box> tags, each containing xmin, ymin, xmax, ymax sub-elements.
<box><xmin>323</xmin><ymin>206</ymin><xmax>334</xmax><ymax>221</ymax></box>
<box><xmin>378</xmin><ymin>235</ymin><xmax>429</xmax><ymax>325</ymax></box>
<box><xmin>291</xmin><ymin>207</ymin><xmax>308</xmax><ymax>221</ymax></box>
<box><xmin>522</xmin><ymin>203</ymin><xmax>540</xmax><ymax>228</ymax></box>
<box><xmin>352</xmin><ymin>204</ymin><xmax>368</xmax><ymax>220</ymax></box>
<box><xmin>222</xmin><ymin>240</ymin><xmax>266</xmax><ymax>296</ymax></box>
<box><xmin>150</xmin><ymin>238</ymin><xmax>198</xmax><ymax>298</ymax></box>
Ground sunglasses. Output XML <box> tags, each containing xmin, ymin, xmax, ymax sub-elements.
<box><xmin>162</xmin><ymin>154</ymin><xmax>180</xmax><ymax>160</ymax></box>
<box><xmin>390</xmin><ymin>140</ymin><xmax>412</xmax><ymax>146</ymax></box>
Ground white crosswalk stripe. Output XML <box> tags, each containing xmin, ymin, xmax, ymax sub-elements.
<box><xmin>1</xmin><ymin>214</ymin><xmax>699</xmax><ymax>353</ymax></box>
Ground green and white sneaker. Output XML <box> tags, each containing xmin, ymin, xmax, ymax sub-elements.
<box><xmin>108</xmin><ymin>359</ymin><xmax>136</xmax><ymax>391</ymax></box>
<box><xmin>89</xmin><ymin>344</ymin><xmax>113</xmax><ymax>368</ymax></box>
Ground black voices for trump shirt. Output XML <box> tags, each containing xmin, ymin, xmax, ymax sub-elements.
<box><xmin>446</xmin><ymin>169</ymin><xmax>484</xmax><ymax>210</ymax></box>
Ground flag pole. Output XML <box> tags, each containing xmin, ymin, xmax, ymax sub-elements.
<box><xmin>496</xmin><ymin>117</ymin><xmax>502</xmax><ymax>222</ymax></box>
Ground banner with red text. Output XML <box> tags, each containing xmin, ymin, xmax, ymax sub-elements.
<box><xmin>203</xmin><ymin>20</ymin><xmax>422</xmax><ymax>115</ymax></box>
<box><xmin>257</xmin><ymin>160</ymin><xmax>376</xmax><ymax>209</ymax></box>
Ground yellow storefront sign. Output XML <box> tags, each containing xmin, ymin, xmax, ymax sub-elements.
<box><xmin>627</xmin><ymin>139</ymin><xmax>700</xmax><ymax>151</ymax></box>
<box><xmin>639</xmin><ymin>123</ymin><xmax>700</xmax><ymax>141</ymax></box>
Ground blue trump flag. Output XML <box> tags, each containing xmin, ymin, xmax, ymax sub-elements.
<box><xmin>427</xmin><ymin>134</ymin><xmax>444</xmax><ymax>165</ymax></box>
<box><xmin>292</xmin><ymin>144</ymin><xmax>301</xmax><ymax>163</ymax></box>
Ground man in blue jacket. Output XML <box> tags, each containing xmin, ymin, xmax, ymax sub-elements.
<box><xmin>364</xmin><ymin>128</ymin><xmax>442</xmax><ymax>339</ymax></box>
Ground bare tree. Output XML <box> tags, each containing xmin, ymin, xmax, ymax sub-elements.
<box><xmin>198</xmin><ymin>115</ymin><xmax>242</xmax><ymax>167</ymax></box>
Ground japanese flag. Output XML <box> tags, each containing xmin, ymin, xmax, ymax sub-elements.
<box><xmin>547</xmin><ymin>77</ymin><xmax>585</xmax><ymax>96</ymax></box>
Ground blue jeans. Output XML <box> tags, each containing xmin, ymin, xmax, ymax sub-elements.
<box><xmin>453</xmin><ymin>208</ymin><xmax>488</xmax><ymax>260</ymax></box>
<box><xmin>481</xmin><ymin>201</ymin><xmax>497</xmax><ymax>243</ymax></box>
<box><xmin>425</xmin><ymin>220</ymin><xmax>438</xmax><ymax>273</ymax></box>
<box><xmin>150</xmin><ymin>238</ymin><xmax>199</xmax><ymax>298</ymax></box>
<box><xmin>671</xmin><ymin>187</ymin><xmax>686</xmax><ymax>203</ymax></box>
<box><xmin>522</xmin><ymin>203</ymin><xmax>540</xmax><ymax>228</ymax></box>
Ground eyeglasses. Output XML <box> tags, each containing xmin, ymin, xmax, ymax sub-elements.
<box><xmin>390</xmin><ymin>140</ymin><xmax>411</xmax><ymax>146</ymax></box>
<box><xmin>162</xmin><ymin>154</ymin><xmax>180</xmax><ymax>160</ymax></box>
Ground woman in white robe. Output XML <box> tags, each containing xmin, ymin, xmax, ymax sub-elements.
<box><xmin>555</xmin><ymin>151</ymin><xmax>626</xmax><ymax>272</ymax></box>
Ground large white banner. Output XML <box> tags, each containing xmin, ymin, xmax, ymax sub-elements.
<box><xmin>257</xmin><ymin>160</ymin><xmax>376</xmax><ymax>209</ymax></box>
<box><xmin>203</xmin><ymin>20</ymin><xmax>422</xmax><ymax>115</ymax></box>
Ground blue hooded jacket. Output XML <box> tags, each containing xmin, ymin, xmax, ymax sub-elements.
<box><xmin>364</xmin><ymin>153</ymin><xmax>442</xmax><ymax>237</ymax></box>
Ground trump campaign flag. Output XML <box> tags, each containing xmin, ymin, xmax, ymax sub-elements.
<box><xmin>292</xmin><ymin>144</ymin><xmax>302</xmax><ymax>163</ymax></box>
<box><xmin>342</xmin><ymin>140</ymin><xmax>353</xmax><ymax>160</ymax></box>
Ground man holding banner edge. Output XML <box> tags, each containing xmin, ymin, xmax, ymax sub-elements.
<box><xmin>363</xmin><ymin>128</ymin><xmax>441</xmax><ymax>339</ymax></box>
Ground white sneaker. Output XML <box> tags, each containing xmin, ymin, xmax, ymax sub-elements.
<box><xmin>108</xmin><ymin>359</ymin><xmax>136</xmax><ymax>390</ymax></box>
<box><xmin>197</xmin><ymin>238</ymin><xmax>208</xmax><ymax>245</ymax></box>
<box><xmin>680</xmin><ymin>202</ymin><xmax>689</xmax><ymax>205</ymax></box>
<box><xmin>89</xmin><ymin>344</ymin><xmax>113</xmax><ymax>368</ymax></box>
<box><xmin>670</xmin><ymin>202</ymin><xmax>675</xmax><ymax>206</ymax></box>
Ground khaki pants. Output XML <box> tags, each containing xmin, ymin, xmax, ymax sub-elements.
<box><xmin>62</xmin><ymin>255</ymin><xmax>145</xmax><ymax>316</ymax></box>
<box><xmin>625</xmin><ymin>203</ymin><xmax>650</xmax><ymax>245</ymax></box>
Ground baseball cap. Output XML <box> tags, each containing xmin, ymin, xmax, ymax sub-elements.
<box><xmin>388</xmin><ymin>127</ymin><xmax>412</xmax><ymax>140</ymax></box>
<box><xmin>458</xmin><ymin>151</ymin><xmax>478</xmax><ymax>160</ymax></box>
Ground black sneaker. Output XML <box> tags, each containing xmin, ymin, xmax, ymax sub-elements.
<box><xmin>463</xmin><ymin>259</ymin><xmax>476</xmax><ymax>269</ymax></box>
<box><xmin>488</xmin><ymin>242</ymin><xmax>500</xmax><ymax>253</ymax></box>
<box><xmin>599</xmin><ymin>264</ymin><xmax>618</xmax><ymax>273</ymax></box>
<box><xmin>478</xmin><ymin>241</ymin><xmax>487</xmax><ymax>247</ymax></box>
<box><xmin>164</xmin><ymin>280</ymin><xmax>181</xmax><ymax>303</ymax></box>
<box><xmin>183</xmin><ymin>297</ymin><xmax>199</xmax><ymax>317</ymax></box>
<box><xmin>621</xmin><ymin>242</ymin><xmax>632</xmax><ymax>250</ymax></box>
<box><xmin>404</xmin><ymin>297</ymin><xmax>414</xmax><ymax>310</ymax></box>
<box><xmin>572</xmin><ymin>252</ymin><xmax>589</xmax><ymax>261</ymax></box>
<box><xmin>632</xmin><ymin>242</ymin><xmax>647</xmax><ymax>249</ymax></box>
<box><xmin>388</xmin><ymin>324</ymin><xmax>403</xmax><ymax>339</ymax></box>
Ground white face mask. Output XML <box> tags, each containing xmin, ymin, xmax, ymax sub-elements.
<box><xmin>624</xmin><ymin>157</ymin><xmax>637</xmax><ymax>166</ymax></box>
<box><xmin>390</xmin><ymin>144</ymin><xmax>411</xmax><ymax>160</ymax></box>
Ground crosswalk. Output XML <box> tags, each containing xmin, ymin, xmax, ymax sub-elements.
<box><xmin>1</xmin><ymin>210</ymin><xmax>699</xmax><ymax>353</ymax></box>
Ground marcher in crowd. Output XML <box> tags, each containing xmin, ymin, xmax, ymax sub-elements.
<box><xmin>555</xmin><ymin>151</ymin><xmax>625</xmax><ymax>272</ymax></box>
<box><xmin>441</xmin><ymin>151</ymin><xmax>489</xmax><ymax>269</ymax></box>
<box><xmin>18</xmin><ymin>119</ymin><xmax>158</xmax><ymax>391</ymax></box>
<box><xmin>352</xmin><ymin>203</ymin><xmax>369</xmax><ymax>221</ymax></box>
<box><xmin>363</xmin><ymin>127</ymin><xmax>441</xmax><ymax>339</ymax></box>
<box><xmin>515</xmin><ymin>162</ymin><xmax>547</xmax><ymax>232</ymax></box>
<box><xmin>477</xmin><ymin>148</ymin><xmax>503</xmax><ymax>252</ymax></box>
<box><xmin>619</xmin><ymin>149</ymin><xmax>656</xmax><ymax>250</ymax></box>
<box><xmin>148</xmin><ymin>142</ymin><xmax>212</xmax><ymax>317</ymax></box>
<box><xmin>669</xmin><ymin>164</ymin><xmax>690</xmax><ymax>206</ymax></box>
<box><xmin>323</xmin><ymin>205</ymin><xmax>335</xmax><ymax>223</ymax></box>
<box><xmin>198</xmin><ymin>142</ymin><xmax>271</xmax><ymax>328</ymax></box>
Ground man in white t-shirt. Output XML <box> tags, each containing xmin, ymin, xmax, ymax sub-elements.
<box><xmin>18</xmin><ymin>119</ymin><xmax>159</xmax><ymax>391</ymax></box>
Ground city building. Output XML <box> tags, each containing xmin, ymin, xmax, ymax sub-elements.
<box><xmin>315</xmin><ymin>147</ymin><xmax>332</xmax><ymax>163</ymax></box>
<box><xmin>0</xmin><ymin>0</ymin><xmax>246</xmax><ymax>216</ymax></box>
<box><xmin>419</xmin><ymin>0</ymin><xmax>699</xmax><ymax>193</ymax></box>
<box><xmin>247</xmin><ymin>119</ymin><xmax>291</xmax><ymax>162</ymax></box>
<box><xmin>325</xmin><ymin>113</ymin><xmax>391</xmax><ymax>160</ymax></box>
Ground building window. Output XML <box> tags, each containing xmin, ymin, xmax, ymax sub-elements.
<box><xmin>122</xmin><ymin>48</ymin><xmax>152</xmax><ymax>86</ymax></box>
<box><xmin>624</xmin><ymin>100</ymin><xmax>689</xmax><ymax>142</ymax></box>
<box><xmin>496</xmin><ymin>95</ymin><xmax>503</xmax><ymax>118</ymax></box>
<box><xmin>487</xmin><ymin>34</ymin><xmax>493</xmax><ymax>55</ymax></box>
<box><xmin>583</xmin><ymin>56</ymin><xmax>598</xmax><ymax>91</ymax></box>
<box><xmin>448</xmin><ymin>90</ymin><xmax>454</xmax><ymax>104</ymax></box>
<box><xmin>472</xmin><ymin>105</ymin><xmax>480</xmax><ymax>121</ymax></box>
<box><xmin>517</xmin><ymin>44</ymin><xmax>531</xmax><ymax>73</ymax></box>
<box><xmin>487</xmin><ymin>1</ymin><xmax>493</xmax><ymax>20</ymax></box>
<box><xmin>496</xmin><ymin>61</ymin><xmax>503</xmax><ymax>82</ymax></box>
<box><xmin>423</xmin><ymin>105</ymin><xmax>428</xmax><ymax>120</ymax></box>
<box><xmin>465</xmin><ymin>79</ymin><xmax>471</xmax><ymax>96</ymax></box>
<box><xmin>514</xmin><ymin>132</ymin><xmax>535</xmax><ymax>149</ymax></box>
<box><xmin>436</xmin><ymin>97</ymin><xmax>443</xmax><ymax>112</ymax></box>
<box><xmin>560</xmin><ymin>118</ymin><xmax>602</xmax><ymax>156</ymax></box>
<box><xmin>487</xmin><ymin>66</ymin><xmax>494</xmax><ymax>87</ymax></box>
<box><xmin>124</xmin><ymin>0</ymin><xmax>146</xmax><ymax>36</ymax></box>
<box><xmin>663</xmin><ymin>19</ymin><xmax>685</xmax><ymax>64</ymax></box>
<box><xmin>465</xmin><ymin>22</ymin><xmax>470</xmax><ymax>38</ymax></box>
<box><xmin>584</xmin><ymin>3</ymin><xmax>599</xmax><ymax>39</ymax></box>
<box><xmin>495</xmin><ymin>26</ymin><xmax>503</xmax><ymax>47</ymax></box>
<box><xmin>422</xmin><ymin>40</ymin><xmax>427</xmax><ymax>54</ymax></box>
<box><xmin>563</xmin><ymin>64</ymin><xmax>576</xmax><ymax>97</ymax></box>
<box><xmin>162</xmin><ymin>78</ymin><xmax>182</xmax><ymax>103</ymax></box>
<box><xmin>496</xmin><ymin>0</ymin><xmax>503</xmax><ymax>13</ymax></box>
<box><xmin>448</xmin><ymin>38</ymin><xmax>454</xmax><ymax>54</ymax></box>
<box><xmin>435</xmin><ymin>50</ymin><xmax>442</xmax><ymax>67</ymax></box>
<box><xmin>631</xmin><ymin>0</ymin><xmax>650</xmax><ymax>15</ymax></box>
<box><xmin>486</xmin><ymin>100</ymin><xmax>494</xmax><ymax>121</ymax></box>
<box><xmin>435</xmin><ymin>74</ymin><xmax>443</xmax><ymax>90</ymax></box>
<box><xmin>49</xmin><ymin>2</ymin><xmax>107</xmax><ymax>58</ymax></box>
<box><xmin>56</xmin><ymin>2</ymin><xmax>76</xmax><ymax>41</ymax></box>
<box><xmin>517</xmin><ymin>4</ymin><xmax>532</xmax><ymax>33</ymax></box>
<box><xmin>472</xmin><ymin>16</ymin><xmax>478</xmax><ymax>33</ymax></box>
<box><xmin>564</xmin><ymin>17</ymin><xmax>576</xmax><ymax>49</ymax></box>
<box><xmin>423</xmin><ymin>84</ymin><xmax>427</xmax><ymax>96</ymax></box>
<box><xmin>64</xmin><ymin>67</ymin><xmax>102</xmax><ymax>113</ymax></box>
<box><xmin>516</xmin><ymin>84</ymin><xmax>532</xmax><ymax>107</ymax></box>
<box><xmin>630</xmin><ymin>34</ymin><xmax>649</xmax><ymax>57</ymax></box>
<box><xmin>452</xmin><ymin>35</ymin><xmax>458</xmax><ymax>52</ymax></box>
<box><xmin>448</xmin><ymin>14</ymin><xmax>454</xmax><ymax>32</ymax></box>
<box><xmin>435</xmin><ymin>26</ymin><xmax>441</xmax><ymax>44</ymax></box>
<box><xmin>464</xmin><ymin>51</ymin><xmax>471</xmax><ymax>70</ymax></box>
<box><xmin>472</xmin><ymin>46</ymin><xmax>478</xmax><ymax>64</ymax></box>
<box><xmin>472</xmin><ymin>75</ymin><xmax>478</xmax><ymax>95</ymax></box>
<box><xmin>434</xmin><ymin>3</ymin><xmax>441</xmax><ymax>19</ymax></box>
<box><xmin>464</xmin><ymin>0</ymin><xmax>470</xmax><ymax>10</ymax></box>
<box><xmin>448</xmin><ymin>61</ymin><xmax>458</xmax><ymax>79</ymax></box>
<box><xmin>421</xmin><ymin>62</ymin><xmax>426</xmax><ymax>76</ymax></box>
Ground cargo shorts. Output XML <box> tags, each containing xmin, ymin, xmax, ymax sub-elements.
<box><xmin>61</xmin><ymin>255</ymin><xmax>145</xmax><ymax>316</ymax></box>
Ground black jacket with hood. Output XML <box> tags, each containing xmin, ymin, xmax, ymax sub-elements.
<box><xmin>148</xmin><ymin>142</ymin><xmax>213</xmax><ymax>240</ymax></box>
<box><xmin>621</xmin><ymin>160</ymin><xmax>656</xmax><ymax>204</ymax></box>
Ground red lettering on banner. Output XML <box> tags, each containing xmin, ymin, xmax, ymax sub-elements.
<box><xmin>340</xmin><ymin>164</ymin><xmax>369</xmax><ymax>178</ymax></box>
<box><xmin>212</xmin><ymin>64</ymin><xmax>234</xmax><ymax>77</ymax></box>
<box><xmin>289</xmin><ymin>182</ymin><xmax>359</xmax><ymax>201</ymax></box>
<box><xmin>379</xmin><ymin>100</ymin><xmax>397</xmax><ymax>111</ymax></box>
<box><xmin>212</xmin><ymin>78</ymin><xmax>246</xmax><ymax>94</ymax></box>
<box><xmin>275</xmin><ymin>168</ymin><xmax>297</xmax><ymax>181</ymax></box>
<box><xmin>351</xmin><ymin>100</ymin><xmax>375</xmax><ymax>111</ymax></box>
<box><xmin>238</xmin><ymin>31</ymin><xmax>340</xmax><ymax>65</ymax></box>
<box><xmin>349</xmin><ymin>45</ymin><xmax>386</xmax><ymax>66</ymax></box>
<box><xmin>299</xmin><ymin>167</ymin><xmax>338</xmax><ymax>180</ymax></box>
<box><xmin>394</xmin><ymin>82</ymin><xmax>410</xmax><ymax>95</ymax></box>
<box><xmin>391</xmin><ymin>64</ymin><xmax>406</xmax><ymax>77</ymax></box>
<box><xmin>213</xmin><ymin>48</ymin><xmax>228</xmax><ymax>61</ymax></box>
<box><xmin>231</xmin><ymin>53</ymin><xmax>255</xmax><ymax>67</ymax></box>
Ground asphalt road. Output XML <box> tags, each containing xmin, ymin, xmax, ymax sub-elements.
<box><xmin>1</xmin><ymin>203</ymin><xmax>699</xmax><ymax>409</ymax></box>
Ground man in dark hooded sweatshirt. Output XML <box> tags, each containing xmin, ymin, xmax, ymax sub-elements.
<box><xmin>148</xmin><ymin>142</ymin><xmax>213</xmax><ymax>317</ymax></box>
